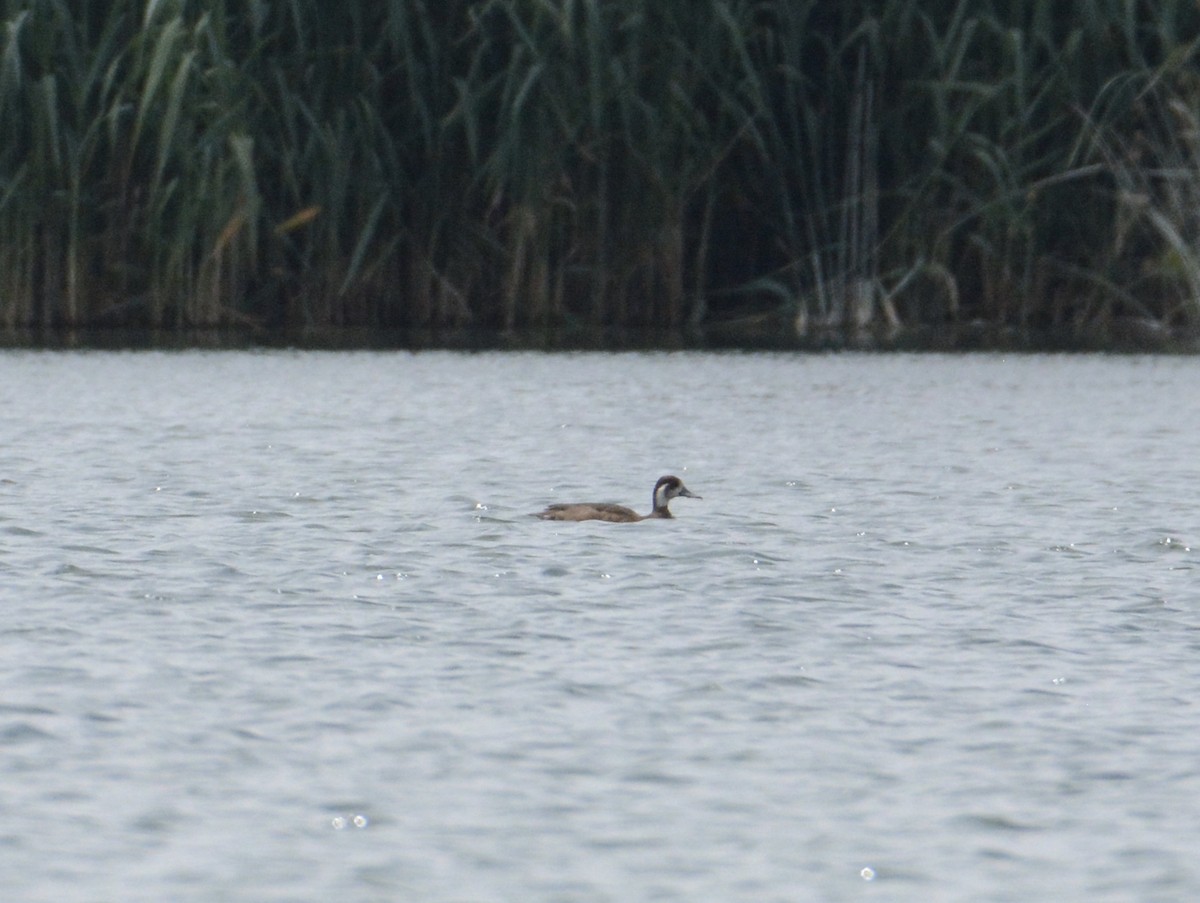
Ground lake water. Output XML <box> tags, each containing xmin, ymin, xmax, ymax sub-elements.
<box><xmin>2</xmin><ymin>349</ymin><xmax>1199</xmax><ymax>901</ymax></box>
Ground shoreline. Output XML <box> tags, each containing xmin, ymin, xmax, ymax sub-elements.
<box><xmin>4</xmin><ymin>317</ymin><xmax>1198</xmax><ymax>354</ymax></box>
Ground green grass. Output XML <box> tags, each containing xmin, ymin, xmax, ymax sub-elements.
<box><xmin>1</xmin><ymin>0</ymin><xmax>1199</xmax><ymax>338</ymax></box>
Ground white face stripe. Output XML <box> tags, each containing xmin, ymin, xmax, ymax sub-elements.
<box><xmin>654</xmin><ymin>478</ymin><xmax>680</xmax><ymax>508</ymax></box>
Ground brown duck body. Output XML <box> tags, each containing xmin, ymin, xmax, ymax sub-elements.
<box><xmin>537</xmin><ymin>502</ymin><xmax>658</xmax><ymax>523</ymax></box>
<box><xmin>536</xmin><ymin>475</ymin><xmax>700</xmax><ymax>523</ymax></box>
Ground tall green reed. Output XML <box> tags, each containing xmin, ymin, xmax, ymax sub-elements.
<box><xmin>1</xmin><ymin>0</ymin><xmax>1198</xmax><ymax>336</ymax></box>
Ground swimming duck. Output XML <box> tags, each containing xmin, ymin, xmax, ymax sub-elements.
<box><xmin>536</xmin><ymin>475</ymin><xmax>701</xmax><ymax>523</ymax></box>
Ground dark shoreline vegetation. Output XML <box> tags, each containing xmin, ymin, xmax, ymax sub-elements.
<box><xmin>3</xmin><ymin>1</ymin><xmax>1200</xmax><ymax>350</ymax></box>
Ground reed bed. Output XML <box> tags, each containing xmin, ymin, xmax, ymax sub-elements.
<box><xmin>1</xmin><ymin>0</ymin><xmax>1199</xmax><ymax>337</ymax></box>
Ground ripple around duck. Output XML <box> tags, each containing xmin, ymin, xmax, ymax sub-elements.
<box><xmin>0</xmin><ymin>721</ymin><xmax>58</xmax><ymax>745</ymax></box>
<box><xmin>0</xmin><ymin>524</ymin><xmax>43</xmax><ymax>537</ymax></box>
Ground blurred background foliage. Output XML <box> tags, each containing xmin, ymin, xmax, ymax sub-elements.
<box><xmin>2</xmin><ymin>0</ymin><xmax>1200</xmax><ymax>338</ymax></box>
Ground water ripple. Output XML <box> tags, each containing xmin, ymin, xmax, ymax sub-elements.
<box><xmin>3</xmin><ymin>351</ymin><xmax>1200</xmax><ymax>901</ymax></box>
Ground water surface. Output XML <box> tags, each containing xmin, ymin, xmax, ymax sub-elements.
<box><xmin>2</xmin><ymin>351</ymin><xmax>1198</xmax><ymax>901</ymax></box>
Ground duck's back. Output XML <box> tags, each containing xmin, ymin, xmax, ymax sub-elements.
<box><xmin>537</xmin><ymin>502</ymin><xmax>644</xmax><ymax>523</ymax></box>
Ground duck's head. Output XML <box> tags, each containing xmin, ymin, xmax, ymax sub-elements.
<box><xmin>653</xmin><ymin>475</ymin><xmax>700</xmax><ymax>510</ymax></box>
